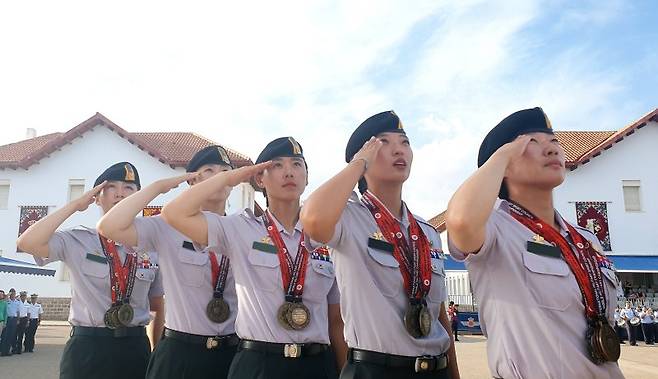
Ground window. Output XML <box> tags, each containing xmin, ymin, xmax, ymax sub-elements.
<box><xmin>622</xmin><ymin>180</ymin><xmax>641</xmax><ymax>212</ymax></box>
<box><xmin>0</xmin><ymin>180</ymin><xmax>9</xmax><ymax>210</ymax></box>
<box><xmin>68</xmin><ymin>179</ymin><xmax>85</xmax><ymax>202</ymax></box>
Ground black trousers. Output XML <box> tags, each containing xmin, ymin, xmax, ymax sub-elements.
<box><xmin>59</xmin><ymin>334</ymin><xmax>150</xmax><ymax>379</ymax></box>
<box><xmin>339</xmin><ymin>356</ymin><xmax>449</xmax><ymax>379</ymax></box>
<box><xmin>227</xmin><ymin>347</ymin><xmax>338</xmax><ymax>379</ymax></box>
<box><xmin>12</xmin><ymin>317</ymin><xmax>28</xmax><ymax>353</ymax></box>
<box><xmin>24</xmin><ymin>319</ymin><xmax>39</xmax><ymax>352</ymax></box>
<box><xmin>451</xmin><ymin>320</ymin><xmax>460</xmax><ymax>341</ymax></box>
<box><xmin>641</xmin><ymin>323</ymin><xmax>654</xmax><ymax>344</ymax></box>
<box><xmin>625</xmin><ymin>323</ymin><xmax>638</xmax><ymax>345</ymax></box>
<box><xmin>0</xmin><ymin>317</ymin><xmax>18</xmax><ymax>354</ymax></box>
<box><xmin>146</xmin><ymin>335</ymin><xmax>237</xmax><ymax>379</ymax></box>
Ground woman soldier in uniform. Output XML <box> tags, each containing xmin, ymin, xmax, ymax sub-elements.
<box><xmin>446</xmin><ymin>108</ymin><xmax>624</xmax><ymax>379</ymax></box>
<box><xmin>17</xmin><ymin>162</ymin><xmax>164</xmax><ymax>379</ymax></box>
<box><xmin>301</xmin><ymin>111</ymin><xmax>459</xmax><ymax>379</ymax></box>
<box><xmin>160</xmin><ymin>137</ymin><xmax>347</xmax><ymax>379</ymax></box>
<box><xmin>97</xmin><ymin>146</ymin><xmax>240</xmax><ymax>378</ymax></box>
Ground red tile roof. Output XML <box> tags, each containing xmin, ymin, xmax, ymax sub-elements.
<box><xmin>0</xmin><ymin>113</ymin><xmax>253</xmax><ymax>170</ymax></box>
<box><xmin>427</xmin><ymin>210</ymin><xmax>446</xmax><ymax>233</ymax></box>
<box><xmin>565</xmin><ymin>108</ymin><xmax>658</xmax><ymax>170</ymax></box>
<box><xmin>554</xmin><ymin>131</ymin><xmax>615</xmax><ymax>168</ymax></box>
<box><xmin>428</xmin><ymin>108</ymin><xmax>658</xmax><ymax>227</ymax></box>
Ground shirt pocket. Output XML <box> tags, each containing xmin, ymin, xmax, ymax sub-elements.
<box><xmin>176</xmin><ymin>252</ymin><xmax>209</xmax><ymax>288</ymax></box>
<box><xmin>428</xmin><ymin>257</ymin><xmax>446</xmax><ymax>303</ymax></box>
<box><xmin>81</xmin><ymin>258</ymin><xmax>109</xmax><ymax>279</ymax></box>
<box><xmin>131</xmin><ymin>268</ymin><xmax>157</xmax><ymax>303</ymax></box>
<box><xmin>521</xmin><ymin>250</ymin><xmax>572</xmax><ymax>311</ymax></box>
<box><xmin>247</xmin><ymin>249</ymin><xmax>281</xmax><ymax>293</ymax></box>
<box><xmin>366</xmin><ymin>247</ymin><xmax>403</xmax><ymax>298</ymax></box>
<box><xmin>304</xmin><ymin>260</ymin><xmax>336</xmax><ymax>301</ymax></box>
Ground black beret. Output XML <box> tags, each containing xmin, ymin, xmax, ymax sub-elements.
<box><xmin>478</xmin><ymin>107</ymin><xmax>553</xmax><ymax>199</ymax></box>
<box><xmin>345</xmin><ymin>110</ymin><xmax>405</xmax><ymax>163</ymax></box>
<box><xmin>186</xmin><ymin>145</ymin><xmax>233</xmax><ymax>172</ymax></box>
<box><xmin>255</xmin><ymin>137</ymin><xmax>305</xmax><ymax>164</ymax></box>
<box><xmin>94</xmin><ymin>162</ymin><xmax>141</xmax><ymax>189</ymax></box>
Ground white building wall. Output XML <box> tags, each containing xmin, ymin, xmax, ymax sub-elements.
<box><xmin>554</xmin><ymin>121</ymin><xmax>658</xmax><ymax>255</ymax></box>
<box><xmin>0</xmin><ymin>124</ymin><xmax>254</xmax><ymax>296</ymax></box>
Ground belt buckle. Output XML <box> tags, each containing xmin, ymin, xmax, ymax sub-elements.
<box><xmin>414</xmin><ymin>356</ymin><xmax>435</xmax><ymax>373</ymax></box>
<box><xmin>284</xmin><ymin>343</ymin><xmax>301</xmax><ymax>358</ymax></box>
<box><xmin>113</xmin><ymin>328</ymin><xmax>128</xmax><ymax>338</ymax></box>
<box><xmin>206</xmin><ymin>337</ymin><xmax>221</xmax><ymax>350</ymax></box>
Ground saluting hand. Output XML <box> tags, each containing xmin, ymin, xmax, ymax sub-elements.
<box><xmin>351</xmin><ymin>136</ymin><xmax>383</xmax><ymax>172</ymax></box>
<box><xmin>155</xmin><ymin>173</ymin><xmax>198</xmax><ymax>194</ymax></box>
<box><xmin>224</xmin><ymin>161</ymin><xmax>273</xmax><ymax>187</ymax></box>
<box><xmin>73</xmin><ymin>181</ymin><xmax>107</xmax><ymax>212</ymax></box>
<box><xmin>493</xmin><ymin>135</ymin><xmax>532</xmax><ymax>165</ymax></box>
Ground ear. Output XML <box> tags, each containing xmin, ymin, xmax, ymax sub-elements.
<box><xmin>255</xmin><ymin>171</ymin><xmax>265</xmax><ymax>189</ymax></box>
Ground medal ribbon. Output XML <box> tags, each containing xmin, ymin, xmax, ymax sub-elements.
<box><xmin>508</xmin><ymin>202</ymin><xmax>609</xmax><ymax>320</ymax></box>
<box><xmin>208</xmin><ymin>251</ymin><xmax>230</xmax><ymax>298</ymax></box>
<box><xmin>99</xmin><ymin>235</ymin><xmax>137</xmax><ymax>305</ymax></box>
<box><xmin>361</xmin><ymin>191</ymin><xmax>432</xmax><ymax>301</ymax></box>
<box><xmin>262</xmin><ymin>211</ymin><xmax>310</xmax><ymax>301</ymax></box>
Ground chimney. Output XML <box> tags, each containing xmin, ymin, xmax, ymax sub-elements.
<box><xmin>26</xmin><ymin>128</ymin><xmax>37</xmax><ymax>139</ymax></box>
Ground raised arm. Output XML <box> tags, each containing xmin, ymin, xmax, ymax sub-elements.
<box><xmin>161</xmin><ymin>162</ymin><xmax>271</xmax><ymax>245</ymax></box>
<box><xmin>446</xmin><ymin>136</ymin><xmax>530</xmax><ymax>253</ymax></box>
<box><xmin>97</xmin><ymin>173</ymin><xmax>195</xmax><ymax>247</ymax></box>
<box><xmin>301</xmin><ymin>137</ymin><xmax>381</xmax><ymax>243</ymax></box>
<box><xmin>17</xmin><ymin>182</ymin><xmax>107</xmax><ymax>258</ymax></box>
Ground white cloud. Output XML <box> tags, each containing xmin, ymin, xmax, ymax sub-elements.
<box><xmin>0</xmin><ymin>0</ymin><xmax>648</xmax><ymax>220</ymax></box>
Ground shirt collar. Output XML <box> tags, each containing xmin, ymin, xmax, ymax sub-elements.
<box><xmin>498</xmin><ymin>199</ymin><xmax>568</xmax><ymax>234</ymax></box>
<box><xmin>265</xmin><ymin>209</ymin><xmax>303</xmax><ymax>236</ymax></box>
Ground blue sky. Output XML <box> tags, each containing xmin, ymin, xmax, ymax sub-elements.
<box><xmin>1</xmin><ymin>0</ymin><xmax>656</xmax><ymax>218</ymax></box>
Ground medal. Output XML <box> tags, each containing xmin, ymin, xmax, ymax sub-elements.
<box><xmin>99</xmin><ymin>236</ymin><xmax>138</xmax><ymax>329</ymax></box>
<box><xmin>404</xmin><ymin>302</ymin><xmax>422</xmax><ymax>338</ymax></box>
<box><xmin>362</xmin><ymin>191</ymin><xmax>433</xmax><ymax>338</ymax></box>
<box><xmin>286</xmin><ymin>302</ymin><xmax>311</xmax><ymax>330</ymax></box>
<box><xmin>104</xmin><ymin>306</ymin><xmax>118</xmax><ymax>329</ymax></box>
<box><xmin>277</xmin><ymin>302</ymin><xmax>293</xmax><ymax>330</ymax></box>
<box><xmin>206</xmin><ymin>296</ymin><xmax>230</xmax><ymax>323</ymax></box>
<box><xmin>117</xmin><ymin>302</ymin><xmax>134</xmax><ymax>327</ymax></box>
<box><xmin>508</xmin><ymin>202</ymin><xmax>619</xmax><ymax>364</ymax></box>
<box><xmin>588</xmin><ymin>320</ymin><xmax>620</xmax><ymax>363</ymax></box>
<box><xmin>207</xmin><ymin>252</ymin><xmax>231</xmax><ymax>322</ymax></box>
<box><xmin>262</xmin><ymin>211</ymin><xmax>312</xmax><ymax>331</ymax></box>
<box><xmin>418</xmin><ymin>303</ymin><xmax>432</xmax><ymax>337</ymax></box>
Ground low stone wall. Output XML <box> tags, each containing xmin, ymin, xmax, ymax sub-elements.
<box><xmin>38</xmin><ymin>297</ymin><xmax>71</xmax><ymax>321</ymax></box>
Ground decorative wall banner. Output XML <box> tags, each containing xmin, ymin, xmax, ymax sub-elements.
<box><xmin>17</xmin><ymin>206</ymin><xmax>49</xmax><ymax>251</ymax></box>
<box><xmin>575</xmin><ymin>201</ymin><xmax>612</xmax><ymax>251</ymax></box>
<box><xmin>142</xmin><ymin>206</ymin><xmax>162</xmax><ymax>217</ymax></box>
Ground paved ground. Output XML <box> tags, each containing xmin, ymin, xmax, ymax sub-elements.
<box><xmin>1</xmin><ymin>325</ymin><xmax>656</xmax><ymax>378</ymax></box>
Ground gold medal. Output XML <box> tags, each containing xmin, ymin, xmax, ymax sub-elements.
<box><xmin>277</xmin><ymin>302</ymin><xmax>293</xmax><ymax>330</ymax></box>
<box><xmin>418</xmin><ymin>304</ymin><xmax>432</xmax><ymax>337</ymax></box>
<box><xmin>206</xmin><ymin>297</ymin><xmax>231</xmax><ymax>323</ymax></box>
<box><xmin>104</xmin><ymin>306</ymin><xmax>117</xmax><ymax>329</ymax></box>
<box><xmin>117</xmin><ymin>303</ymin><xmax>134</xmax><ymax>327</ymax></box>
<box><xmin>590</xmin><ymin>321</ymin><xmax>620</xmax><ymax>363</ymax></box>
<box><xmin>286</xmin><ymin>302</ymin><xmax>311</xmax><ymax>330</ymax></box>
<box><xmin>404</xmin><ymin>303</ymin><xmax>422</xmax><ymax>338</ymax></box>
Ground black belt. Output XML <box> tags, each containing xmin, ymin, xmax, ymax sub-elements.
<box><xmin>164</xmin><ymin>328</ymin><xmax>239</xmax><ymax>350</ymax></box>
<box><xmin>239</xmin><ymin>339</ymin><xmax>328</xmax><ymax>358</ymax></box>
<box><xmin>349</xmin><ymin>348</ymin><xmax>448</xmax><ymax>373</ymax></box>
<box><xmin>71</xmin><ymin>326</ymin><xmax>146</xmax><ymax>338</ymax></box>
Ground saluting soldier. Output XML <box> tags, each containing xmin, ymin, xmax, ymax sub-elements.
<box><xmin>301</xmin><ymin>111</ymin><xmax>460</xmax><ymax>379</ymax></box>
<box><xmin>97</xmin><ymin>146</ymin><xmax>240</xmax><ymax>379</ymax></box>
<box><xmin>161</xmin><ymin>137</ymin><xmax>347</xmax><ymax>379</ymax></box>
<box><xmin>17</xmin><ymin>162</ymin><xmax>164</xmax><ymax>379</ymax></box>
<box><xmin>446</xmin><ymin>108</ymin><xmax>624</xmax><ymax>378</ymax></box>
